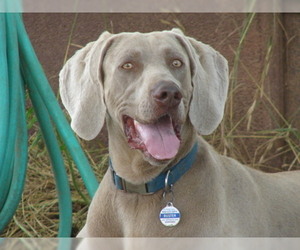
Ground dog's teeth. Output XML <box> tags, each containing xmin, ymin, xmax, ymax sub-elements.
<box><xmin>133</xmin><ymin>120</ymin><xmax>139</xmax><ymax>127</ymax></box>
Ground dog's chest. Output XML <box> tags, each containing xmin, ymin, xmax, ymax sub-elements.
<box><xmin>115</xmin><ymin>190</ymin><xmax>223</xmax><ymax>237</ymax></box>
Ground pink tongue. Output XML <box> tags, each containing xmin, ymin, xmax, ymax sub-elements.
<box><xmin>135</xmin><ymin>117</ymin><xmax>180</xmax><ymax>160</ymax></box>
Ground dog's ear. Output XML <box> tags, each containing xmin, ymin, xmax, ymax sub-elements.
<box><xmin>175</xmin><ymin>33</ymin><xmax>229</xmax><ymax>135</ymax></box>
<box><xmin>59</xmin><ymin>31</ymin><xmax>113</xmax><ymax>140</ymax></box>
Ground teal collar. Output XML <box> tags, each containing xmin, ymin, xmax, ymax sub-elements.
<box><xmin>110</xmin><ymin>143</ymin><xmax>198</xmax><ymax>194</ymax></box>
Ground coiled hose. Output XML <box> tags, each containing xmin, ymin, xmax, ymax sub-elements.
<box><xmin>0</xmin><ymin>12</ymin><xmax>99</xmax><ymax>236</ymax></box>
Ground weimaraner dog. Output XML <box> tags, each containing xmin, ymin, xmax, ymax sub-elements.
<box><xmin>59</xmin><ymin>29</ymin><xmax>300</xmax><ymax>239</ymax></box>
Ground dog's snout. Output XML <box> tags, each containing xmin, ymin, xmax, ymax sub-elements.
<box><xmin>151</xmin><ymin>81</ymin><xmax>182</xmax><ymax>109</ymax></box>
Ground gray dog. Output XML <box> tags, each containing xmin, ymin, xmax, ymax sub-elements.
<box><xmin>59</xmin><ymin>29</ymin><xmax>300</xmax><ymax>240</ymax></box>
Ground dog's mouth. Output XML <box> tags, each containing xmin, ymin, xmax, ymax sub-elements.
<box><xmin>123</xmin><ymin>115</ymin><xmax>181</xmax><ymax>161</ymax></box>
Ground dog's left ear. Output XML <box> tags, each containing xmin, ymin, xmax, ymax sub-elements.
<box><xmin>172</xmin><ymin>31</ymin><xmax>229</xmax><ymax>135</ymax></box>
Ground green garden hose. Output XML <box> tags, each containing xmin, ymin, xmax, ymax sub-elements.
<box><xmin>0</xmin><ymin>13</ymin><xmax>28</xmax><ymax>231</ymax></box>
<box><xmin>0</xmin><ymin>11</ymin><xmax>99</xmax><ymax>237</ymax></box>
<box><xmin>0</xmin><ymin>13</ymin><xmax>13</xmax><ymax>211</ymax></box>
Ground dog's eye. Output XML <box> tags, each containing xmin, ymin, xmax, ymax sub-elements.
<box><xmin>122</xmin><ymin>62</ymin><xmax>134</xmax><ymax>70</ymax></box>
<box><xmin>172</xmin><ymin>59</ymin><xmax>183</xmax><ymax>68</ymax></box>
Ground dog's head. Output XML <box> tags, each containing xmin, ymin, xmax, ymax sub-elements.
<box><xmin>59</xmin><ymin>29</ymin><xmax>228</xmax><ymax>165</ymax></box>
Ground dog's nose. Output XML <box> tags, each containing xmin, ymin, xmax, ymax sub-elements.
<box><xmin>151</xmin><ymin>81</ymin><xmax>182</xmax><ymax>109</ymax></box>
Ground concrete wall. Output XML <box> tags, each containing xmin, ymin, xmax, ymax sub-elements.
<box><xmin>23</xmin><ymin>13</ymin><xmax>300</xmax><ymax>171</ymax></box>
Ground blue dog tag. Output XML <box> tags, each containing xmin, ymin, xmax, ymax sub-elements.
<box><xmin>159</xmin><ymin>202</ymin><xmax>181</xmax><ymax>227</ymax></box>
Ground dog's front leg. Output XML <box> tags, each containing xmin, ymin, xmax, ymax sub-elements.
<box><xmin>78</xmin><ymin>171</ymin><xmax>123</xmax><ymax>237</ymax></box>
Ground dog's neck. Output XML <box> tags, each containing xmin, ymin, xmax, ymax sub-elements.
<box><xmin>106</xmin><ymin>118</ymin><xmax>197</xmax><ymax>185</ymax></box>
<box><xmin>110</xmin><ymin>143</ymin><xmax>198</xmax><ymax>194</ymax></box>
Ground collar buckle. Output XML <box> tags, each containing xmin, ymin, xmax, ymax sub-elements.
<box><xmin>111</xmin><ymin>168</ymin><xmax>154</xmax><ymax>194</ymax></box>
<box><xmin>121</xmin><ymin>179</ymin><xmax>153</xmax><ymax>194</ymax></box>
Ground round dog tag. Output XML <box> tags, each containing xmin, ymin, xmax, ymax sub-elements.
<box><xmin>159</xmin><ymin>202</ymin><xmax>181</xmax><ymax>227</ymax></box>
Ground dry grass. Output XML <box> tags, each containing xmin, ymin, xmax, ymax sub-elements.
<box><xmin>1</xmin><ymin>13</ymin><xmax>299</xmax><ymax>238</ymax></box>
<box><xmin>208</xmin><ymin>14</ymin><xmax>300</xmax><ymax>172</ymax></box>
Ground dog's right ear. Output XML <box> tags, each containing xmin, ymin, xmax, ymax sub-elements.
<box><xmin>59</xmin><ymin>31</ymin><xmax>113</xmax><ymax>140</ymax></box>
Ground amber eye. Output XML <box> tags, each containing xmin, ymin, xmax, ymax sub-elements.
<box><xmin>172</xmin><ymin>59</ymin><xmax>183</xmax><ymax>68</ymax></box>
<box><xmin>122</xmin><ymin>62</ymin><xmax>134</xmax><ymax>70</ymax></box>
